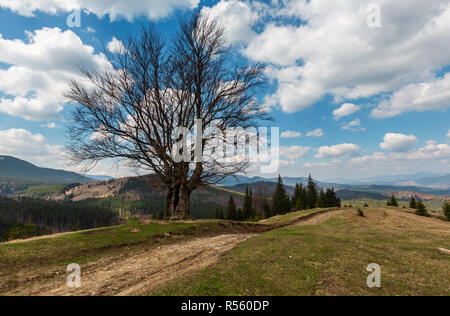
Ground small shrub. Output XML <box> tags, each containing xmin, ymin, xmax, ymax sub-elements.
<box><xmin>415</xmin><ymin>200</ymin><xmax>428</xmax><ymax>217</ymax></box>
<box><xmin>357</xmin><ymin>208</ymin><xmax>365</xmax><ymax>217</ymax></box>
<box><xmin>443</xmin><ymin>201</ymin><xmax>450</xmax><ymax>221</ymax></box>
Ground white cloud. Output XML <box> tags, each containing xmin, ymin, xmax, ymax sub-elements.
<box><xmin>341</xmin><ymin>118</ymin><xmax>365</xmax><ymax>132</ymax></box>
<box><xmin>107</xmin><ymin>37</ymin><xmax>126</xmax><ymax>54</ymax></box>
<box><xmin>351</xmin><ymin>152</ymin><xmax>387</xmax><ymax>164</ymax></box>
<box><xmin>380</xmin><ymin>133</ymin><xmax>418</xmax><ymax>152</ymax></box>
<box><xmin>398</xmin><ymin>141</ymin><xmax>450</xmax><ymax>160</ymax></box>
<box><xmin>201</xmin><ymin>0</ymin><xmax>259</xmax><ymax>44</ymax></box>
<box><xmin>333</xmin><ymin>103</ymin><xmax>360</xmax><ymax>120</ymax></box>
<box><xmin>240</xmin><ymin>0</ymin><xmax>450</xmax><ymax>113</ymax></box>
<box><xmin>372</xmin><ymin>73</ymin><xmax>450</xmax><ymax>118</ymax></box>
<box><xmin>0</xmin><ymin>0</ymin><xmax>199</xmax><ymax>21</ymax></box>
<box><xmin>0</xmin><ymin>128</ymin><xmax>65</xmax><ymax>167</ymax></box>
<box><xmin>0</xmin><ymin>27</ymin><xmax>110</xmax><ymax>121</ymax></box>
<box><xmin>306</xmin><ymin>129</ymin><xmax>324</xmax><ymax>137</ymax></box>
<box><xmin>316</xmin><ymin>143</ymin><xmax>360</xmax><ymax>159</ymax></box>
<box><xmin>281</xmin><ymin>130</ymin><xmax>302</xmax><ymax>139</ymax></box>
<box><xmin>0</xmin><ymin>128</ymin><xmax>142</xmax><ymax>177</ymax></box>
<box><xmin>352</xmin><ymin>141</ymin><xmax>450</xmax><ymax>163</ymax></box>
<box><xmin>86</xmin><ymin>27</ymin><xmax>96</xmax><ymax>33</ymax></box>
<box><xmin>447</xmin><ymin>129</ymin><xmax>450</xmax><ymax>139</ymax></box>
<box><xmin>41</xmin><ymin>122</ymin><xmax>58</xmax><ymax>129</ymax></box>
<box><xmin>280</xmin><ymin>146</ymin><xmax>310</xmax><ymax>160</ymax></box>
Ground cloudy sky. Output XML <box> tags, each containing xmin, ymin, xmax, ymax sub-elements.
<box><xmin>0</xmin><ymin>0</ymin><xmax>449</xmax><ymax>180</ymax></box>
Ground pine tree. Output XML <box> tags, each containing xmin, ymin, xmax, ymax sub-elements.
<box><xmin>215</xmin><ymin>208</ymin><xmax>224</xmax><ymax>219</ymax></box>
<box><xmin>409</xmin><ymin>196</ymin><xmax>417</xmax><ymax>209</ymax></box>
<box><xmin>263</xmin><ymin>198</ymin><xmax>272</xmax><ymax>218</ymax></box>
<box><xmin>415</xmin><ymin>199</ymin><xmax>428</xmax><ymax>217</ymax></box>
<box><xmin>387</xmin><ymin>194</ymin><xmax>399</xmax><ymax>207</ymax></box>
<box><xmin>215</xmin><ymin>208</ymin><xmax>220</xmax><ymax>219</ymax></box>
<box><xmin>292</xmin><ymin>184</ymin><xmax>301</xmax><ymax>210</ymax></box>
<box><xmin>237</xmin><ymin>208</ymin><xmax>244</xmax><ymax>222</ymax></box>
<box><xmin>272</xmin><ymin>175</ymin><xmax>290</xmax><ymax>215</ymax></box>
<box><xmin>325</xmin><ymin>188</ymin><xmax>341</xmax><ymax>207</ymax></box>
<box><xmin>442</xmin><ymin>201</ymin><xmax>450</xmax><ymax>221</ymax></box>
<box><xmin>226</xmin><ymin>195</ymin><xmax>237</xmax><ymax>220</ymax></box>
<box><xmin>249</xmin><ymin>189</ymin><xmax>255</xmax><ymax>218</ymax></box>
<box><xmin>243</xmin><ymin>186</ymin><xmax>251</xmax><ymax>220</ymax></box>
<box><xmin>297</xmin><ymin>184</ymin><xmax>308</xmax><ymax>210</ymax></box>
<box><xmin>317</xmin><ymin>188</ymin><xmax>327</xmax><ymax>208</ymax></box>
<box><xmin>307</xmin><ymin>175</ymin><xmax>318</xmax><ymax>209</ymax></box>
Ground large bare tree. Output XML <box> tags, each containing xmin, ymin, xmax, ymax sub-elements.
<box><xmin>66</xmin><ymin>13</ymin><xmax>268</xmax><ymax>219</ymax></box>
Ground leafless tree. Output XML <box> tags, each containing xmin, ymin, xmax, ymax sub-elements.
<box><xmin>65</xmin><ymin>13</ymin><xmax>269</xmax><ymax>219</ymax></box>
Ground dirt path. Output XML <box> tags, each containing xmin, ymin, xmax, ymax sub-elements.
<box><xmin>4</xmin><ymin>209</ymin><xmax>343</xmax><ymax>296</ymax></box>
<box><xmin>5</xmin><ymin>234</ymin><xmax>254</xmax><ymax>296</ymax></box>
<box><xmin>292</xmin><ymin>209</ymin><xmax>343</xmax><ymax>226</ymax></box>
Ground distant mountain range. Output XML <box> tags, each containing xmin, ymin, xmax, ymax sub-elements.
<box><xmin>1</xmin><ymin>155</ymin><xmax>448</xmax><ymax>201</ymax></box>
<box><xmin>0</xmin><ymin>156</ymin><xmax>94</xmax><ymax>184</ymax></box>
<box><xmin>324</xmin><ymin>172</ymin><xmax>450</xmax><ymax>189</ymax></box>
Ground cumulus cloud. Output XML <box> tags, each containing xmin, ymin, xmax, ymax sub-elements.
<box><xmin>280</xmin><ymin>146</ymin><xmax>310</xmax><ymax>160</ymax></box>
<box><xmin>306</xmin><ymin>129</ymin><xmax>324</xmax><ymax>137</ymax></box>
<box><xmin>0</xmin><ymin>27</ymin><xmax>110</xmax><ymax>121</ymax></box>
<box><xmin>201</xmin><ymin>0</ymin><xmax>259</xmax><ymax>44</ymax></box>
<box><xmin>380</xmin><ymin>133</ymin><xmax>418</xmax><ymax>152</ymax></box>
<box><xmin>398</xmin><ymin>141</ymin><xmax>450</xmax><ymax>160</ymax></box>
<box><xmin>238</xmin><ymin>0</ymin><xmax>450</xmax><ymax>113</ymax></box>
<box><xmin>333</xmin><ymin>103</ymin><xmax>360</xmax><ymax>120</ymax></box>
<box><xmin>351</xmin><ymin>152</ymin><xmax>387</xmax><ymax>164</ymax></box>
<box><xmin>372</xmin><ymin>73</ymin><xmax>450</xmax><ymax>118</ymax></box>
<box><xmin>107</xmin><ymin>37</ymin><xmax>126</xmax><ymax>54</ymax></box>
<box><xmin>281</xmin><ymin>131</ymin><xmax>302</xmax><ymax>139</ymax></box>
<box><xmin>316</xmin><ymin>143</ymin><xmax>360</xmax><ymax>159</ymax></box>
<box><xmin>41</xmin><ymin>122</ymin><xmax>58</xmax><ymax>129</ymax></box>
<box><xmin>0</xmin><ymin>128</ymin><xmax>65</xmax><ymax>167</ymax></box>
<box><xmin>341</xmin><ymin>118</ymin><xmax>365</xmax><ymax>132</ymax></box>
<box><xmin>352</xmin><ymin>141</ymin><xmax>450</xmax><ymax>163</ymax></box>
<box><xmin>0</xmin><ymin>0</ymin><xmax>199</xmax><ymax>21</ymax></box>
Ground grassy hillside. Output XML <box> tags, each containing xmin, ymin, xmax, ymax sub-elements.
<box><xmin>153</xmin><ymin>207</ymin><xmax>450</xmax><ymax>296</ymax></box>
<box><xmin>0</xmin><ymin>156</ymin><xmax>92</xmax><ymax>187</ymax></box>
<box><xmin>1</xmin><ymin>207</ymin><xmax>448</xmax><ymax>296</ymax></box>
<box><xmin>342</xmin><ymin>197</ymin><xmax>445</xmax><ymax>214</ymax></box>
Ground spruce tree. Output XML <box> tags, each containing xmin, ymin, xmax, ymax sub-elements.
<box><xmin>243</xmin><ymin>186</ymin><xmax>251</xmax><ymax>220</ymax></box>
<box><xmin>226</xmin><ymin>195</ymin><xmax>237</xmax><ymax>220</ymax></box>
<box><xmin>237</xmin><ymin>208</ymin><xmax>244</xmax><ymax>221</ymax></box>
<box><xmin>215</xmin><ymin>208</ymin><xmax>221</xmax><ymax>219</ymax></box>
<box><xmin>272</xmin><ymin>175</ymin><xmax>290</xmax><ymax>215</ymax></box>
<box><xmin>263</xmin><ymin>198</ymin><xmax>272</xmax><ymax>218</ymax></box>
<box><xmin>249</xmin><ymin>189</ymin><xmax>255</xmax><ymax>218</ymax></box>
<box><xmin>409</xmin><ymin>196</ymin><xmax>417</xmax><ymax>209</ymax></box>
<box><xmin>297</xmin><ymin>184</ymin><xmax>308</xmax><ymax>210</ymax></box>
<box><xmin>307</xmin><ymin>175</ymin><xmax>318</xmax><ymax>209</ymax></box>
<box><xmin>292</xmin><ymin>184</ymin><xmax>301</xmax><ymax>210</ymax></box>
<box><xmin>317</xmin><ymin>188</ymin><xmax>327</xmax><ymax>208</ymax></box>
<box><xmin>387</xmin><ymin>194</ymin><xmax>399</xmax><ymax>207</ymax></box>
<box><xmin>325</xmin><ymin>188</ymin><xmax>341</xmax><ymax>207</ymax></box>
<box><xmin>415</xmin><ymin>199</ymin><xmax>428</xmax><ymax>217</ymax></box>
<box><xmin>443</xmin><ymin>201</ymin><xmax>450</xmax><ymax>221</ymax></box>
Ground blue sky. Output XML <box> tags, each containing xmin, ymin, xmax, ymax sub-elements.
<box><xmin>0</xmin><ymin>0</ymin><xmax>449</xmax><ymax>180</ymax></box>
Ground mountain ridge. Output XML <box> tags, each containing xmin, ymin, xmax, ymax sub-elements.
<box><xmin>0</xmin><ymin>155</ymin><xmax>94</xmax><ymax>185</ymax></box>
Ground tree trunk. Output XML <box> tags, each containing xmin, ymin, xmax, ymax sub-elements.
<box><xmin>165</xmin><ymin>181</ymin><xmax>191</xmax><ymax>219</ymax></box>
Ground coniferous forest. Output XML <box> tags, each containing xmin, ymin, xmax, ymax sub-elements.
<box><xmin>0</xmin><ymin>197</ymin><xmax>119</xmax><ymax>242</ymax></box>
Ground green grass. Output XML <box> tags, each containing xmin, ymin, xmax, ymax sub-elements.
<box><xmin>344</xmin><ymin>198</ymin><xmax>445</xmax><ymax>213</ymax></box>
<box><xmin>153</xmin><ymin>208</ymin><xmax>450</xmax><ymax>296</ymax></box>
<box><xmin>17</xmin><ymin>184</ymin><xmax>67</xmax><ymax>198</ymax></box>
<box><xmin>209</xmin><ymin>185</ymin><xmax>245</xmax><ymax>197</ymax></box>
<box><xmin>0</xmin><ymin>220</ymin><xmax>237</xmax><ymax>275</ymax></box>
<box><xmin>262</xmin><ymin>208</ymin><xmax>328</xmax><ymax>224</ymax></box>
